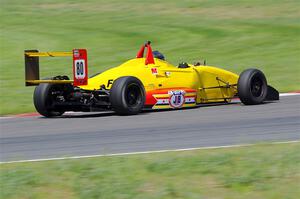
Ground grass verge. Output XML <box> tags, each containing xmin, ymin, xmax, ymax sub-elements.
<box><xmin>1</xmin><ymin>142</ymin><xmax>300</xmax><ymax>199</ymax></box>
<box><xmin>0</xmin><ymin>0</ymin><xmax>299</xmax><ymax>115</ymax></box>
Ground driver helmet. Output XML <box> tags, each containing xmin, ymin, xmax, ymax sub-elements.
<box><xmin>152</xmin><ymin>50</ymin><xmax>165</xmax><ymax>60</ymax></box>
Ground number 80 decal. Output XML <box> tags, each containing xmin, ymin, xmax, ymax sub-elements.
<box><xmin>74</xmin><ymin>59</ymin><xmax>86</xmax><ymax>79</ymax></box>
<box><xmin>73</xmin><ymin>49</ymin><xmax>88</xmax><ymax>86</ymax></box>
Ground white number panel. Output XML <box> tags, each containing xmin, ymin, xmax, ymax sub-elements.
<box><xmin>74</xmin><ymin>59</ymin><xmax>86</xmax><ymax>79</ymax></box>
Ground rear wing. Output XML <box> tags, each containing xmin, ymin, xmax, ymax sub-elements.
<box><xmin>24</xmin><ymin>49</ymin><xmax>88</xmax><ymax>86</ymax></box>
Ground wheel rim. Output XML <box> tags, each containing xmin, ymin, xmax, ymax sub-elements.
<box><xmin>46</xmin><ymin>85</ymin><xmax>64</xmax><ymax>114</ymax></box>
<box><xmin>250</xmin><ymin>76</ymin><xmax>263</xmax><ymax>97</ymax></box>
<box><xmin>125</xmin><ymin>83</ymin><xmax>142</xmax><ymax>107</ymax></box>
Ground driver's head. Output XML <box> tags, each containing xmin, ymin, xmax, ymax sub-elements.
<box><xmin>153</xmin><ymin>50</ymin><xmax>165</xmax><ymax>60</ymax></box>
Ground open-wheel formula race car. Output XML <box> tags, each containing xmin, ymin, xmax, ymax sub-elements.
<box><xmin>24</xmin><ymin>41</ymin><xmax>279</xmax><ymax>117</ymax></box>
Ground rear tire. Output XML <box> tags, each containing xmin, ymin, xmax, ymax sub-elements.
<box><xmin>33</xmin><ymin>83</ymin><xmax>65</xmax><ymax>117</ymax></box>
<box><xmin>110</xmin><ymin>76</ymin><xmax>145</xmax><ymax>115</ymax></box>
<box><xmin>238</xmin><ymin>68</ymin><xmax>267</xmax><ymax>105</ymax></box>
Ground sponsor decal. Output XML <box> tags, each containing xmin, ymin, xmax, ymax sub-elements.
<box><xmin>165</xmin><ymin>71</ymin><xmax>171</xmax><ymax>76</ymax></box>
<box><xmin>151</xmin><ymin>68</ymin><xmax>158</xmax><ymax>75</ymax></box>
<box><xmin>169</xmin><ymin>90</ymin><xmax>185</xmax><ymax>108</ymax></box>
<box><xmin>150</xmin><ymin>89</ymin><xmax>196</xmax><ymax>109</ymax></box>
<box><xmin>156</xmin><ymin>98</ymin><xmax>169</xmax><ymax>105</ymax></box>
<box><xmin>107</xmin><ymin>79</ymin><xmax>114</xmax><ymax>88</ymax></box>
<box><xmin>73</xmin><ymin>50</ymin><xmax>80</xmax><ymax>58</ymax></box>
<box><xmin>184</xmin><ymin>97</ymin><xmax>196</xmax><ymax>104</ymax></box>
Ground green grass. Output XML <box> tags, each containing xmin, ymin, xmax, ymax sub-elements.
<box><xmin>0</xmin><ymin>0</ymin><xmax>299</xmax><ymax>115</ymax></box>
<box><xmin>1</xmin><ymin>142</ymin><xmax>300</xmax><ymax>199</ymax></box>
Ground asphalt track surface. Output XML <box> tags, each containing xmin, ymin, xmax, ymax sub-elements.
<box><xmin>1</xmin><ymin>95</ymin><xmax>299</xmax><ymax>162</ymax></box>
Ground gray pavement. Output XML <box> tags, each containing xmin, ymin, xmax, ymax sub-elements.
<box><xmin>1</xmin><ymin>95</ymin><xmax>299</xmax><ymax>162</ymax></box>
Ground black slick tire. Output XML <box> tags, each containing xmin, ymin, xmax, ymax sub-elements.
<box><xmin>110</xmin><ymin>76</ymin><xmax>145</xmax><ymax>115</ymax></box>
<box><xmin>238</xmin><ymin>68</ymin><xmax>268</xmax><ymax>105</ymax></box>
<box><xmin>33</xmin><ymin>83</ymin><xmax>65</xmax><ymax>117</ymax></box>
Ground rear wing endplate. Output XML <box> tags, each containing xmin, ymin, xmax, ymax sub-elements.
<box><xmin>24</xmin><ymin>49</ymin><xmax>88</xmax><ymax>86</ymax></box>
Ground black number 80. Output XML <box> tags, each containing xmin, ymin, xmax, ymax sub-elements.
<box><xmin>76</xmin><ymin>61</ymin><xmax>84</xmax><ymax>76</ymax></box>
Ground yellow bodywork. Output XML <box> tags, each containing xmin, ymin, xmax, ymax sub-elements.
<box><xmin>26</xmin><ymin>80</ymin><xmax>74</xmax><ymax>84</ymax></box>
<box><xmin>80</xmin><ymin>58</ymin><xmax>239</xmax><ymax>104</ymax></box>
<box><xmin>25</xmin><ymin>52</ymin><xmax>73</xmax><ymax>57</ymax></box>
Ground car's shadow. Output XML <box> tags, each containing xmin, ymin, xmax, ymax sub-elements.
<box><xmin>61</xmin><ymin>112</ymin><xmax>117</xmax><ymax>118</ymax></box>
<box><xmin>39</xmin><ymin>101</ymin><xmax>277</xmax><ymax>119</ymax></box>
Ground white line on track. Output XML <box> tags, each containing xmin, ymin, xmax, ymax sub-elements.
<box><xmin>1</xmin><ymin>140</ymin><xmax>299</xmax><ymax>164</ymax></box>
<box><xmin>279</xmin><ymin>93</ymin><xmax>300</xmax><ymax>97</ymax></box>
<box><xmin>0</xmin><ymin>117</ymin><xmax>13</xmax><ymax>120</ymax></box>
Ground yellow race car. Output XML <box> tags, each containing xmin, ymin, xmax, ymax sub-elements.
<box><xmin>24</xmin><ymin>41</ymin><xmax>279</xmax><ymax>117</ymax></box>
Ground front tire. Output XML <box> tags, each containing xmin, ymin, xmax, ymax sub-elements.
<box><xmin>238</xmin><ymin>68</ymin><xmax>267</xmax><ymax>105</ymax></box>
<box><xmin>33</xmin><ymin>83</ymin><xmax>65</xmax><ymax>117</ymax></box>
<box><xmin>110</xmin><ymin>76</ymin><xmax>145</xmax><ymax>115</ymax></box>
